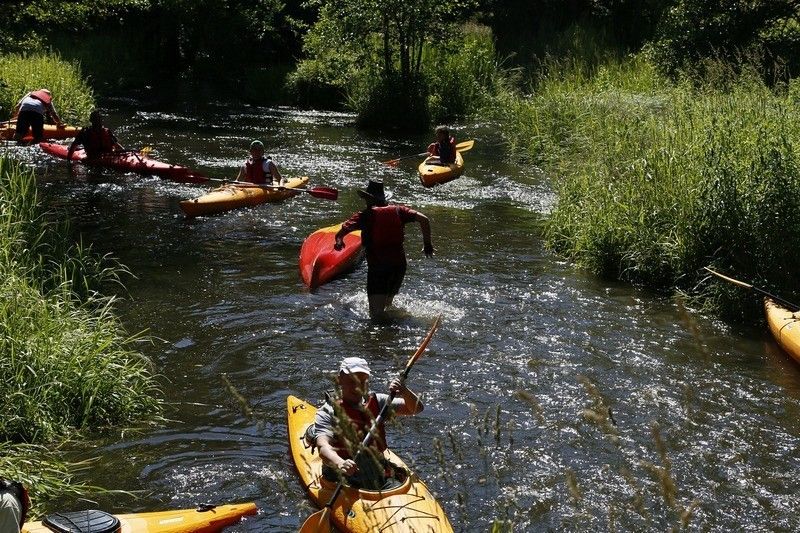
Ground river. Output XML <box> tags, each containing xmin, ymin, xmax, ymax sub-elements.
<box><xmin>9</xmin><ymin>98</ymin><xmax>800</xmax><ymax>531</ymax></box>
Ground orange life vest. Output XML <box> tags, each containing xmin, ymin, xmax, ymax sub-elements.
<box><xmin>83</xmin><ymin>127</ymin><xmax>116</xmax><ymax>159</ymax></box>
<box><xmin>29</xmin><ymin>90</ymin><xmax>52</xmax><ymax>105</ymax></box>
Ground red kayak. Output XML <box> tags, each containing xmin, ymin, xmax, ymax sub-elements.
<box><xmin>299</xmin><ymin>223</ymin><xmax>363</xmax><ymax>289</ymax></box>
<box><xmin>39</xmin><ymin>142</ymin><xmax>206</xmax><ymax>182</ymax></box>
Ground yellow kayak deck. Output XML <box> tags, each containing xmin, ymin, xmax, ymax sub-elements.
<box><xmin>180</xmin><ymin>176</ymin><xmax>309</xmax><ymax>217</ymax></box>
<box><xmin>287</xmin><ymin>395</ymin><xmax>453</xmax><ymax>533</ymax></box>
<box><xmin>418</xmin><ymin>151</ymin><xmax>464</xmax><ymax>188</ymax></box>
<box><xmin>764</xmin><ymin>297</ymin><xmax>800</xmax><ymax>365</ymax></box>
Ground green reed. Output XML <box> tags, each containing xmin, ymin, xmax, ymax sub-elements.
<box><xmin>0</xmin><ymin>156</ymin><xmax>162</xmax><ymax>444</ymax></box>
<box><xmin>0</xmin><ymin>52</ymin><xmax>94</xmax><ymax>124</ymax></box>
<box><xmin>495</xmin><ymin>55</ymin><xmax>800</xmax><ymax>315</ymax></box>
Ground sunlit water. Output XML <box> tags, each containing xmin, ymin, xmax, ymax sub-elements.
<box><xmin>6</xmin><ymin>99</ymin><xmax>800</xmax><ymax>531</ymax></box>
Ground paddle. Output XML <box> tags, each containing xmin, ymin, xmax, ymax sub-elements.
<box><xmin>383</xmin><ymin>139</ymin><xmax>475</xmax><ymax>167</ymax></box>
<box><xmin>704</xmin><ymin>267</ymin><xmax>800</xmax><ymax>311</ymax></box>
<box><xmin>197</xmin><ymin>177</ymin><xmax>339</xmax><ymax>201</ymax></box>
<box><xmin>299</xmin><ymin>314</ymin><xmax>443</xmax><ymax>533</ymax></box>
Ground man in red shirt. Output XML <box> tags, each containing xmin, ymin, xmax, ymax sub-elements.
<box><xmin>334</xmin><ymin>180</ymin><xmax>434</xmax><ymax>320</ymax></box>
<box><xmin>67</xmin><ymin>110</ymin><xmax>124</xmax><ymax>160</ymax></box>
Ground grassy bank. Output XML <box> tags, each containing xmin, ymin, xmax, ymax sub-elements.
<box><xmin>495</xmin><ymin>56</ymin><xmax>800</xmax><ymax>318</ymax></box>
<box><xmin>0</xmin><ymin>156</ymin><xmax>162</xmax><ymax>511</ymax></box>
<box><xmin>0</xmin><ymin>52</ymin><xmax>94</xmax><ymax>123</ymax></box>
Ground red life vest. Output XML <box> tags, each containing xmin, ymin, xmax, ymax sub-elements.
<box><xmin>363</xmin><ymin>206</ymin><xmax>406</xmax><ymax>265</ymax></box>
<box><xmin>335</xmin><ymin>393</ymin><xmax>387</xmax><ymax>457</ymax></box>
<box><xmin>83</xmin><ymin>127</ymin><xmax>115</xmax><ymax>158</ymax></box>
<box><xmin>244</xmin><ymin>157</ymin><xmax>269</xmax><ymax>184</ymax></box>
<box><xmin>29</xmin><ymin>89</ymin><xmax>52</xmax><ymax>105</ymax></box>
<box><xmin>436</xmin><ymin>136</ymin><xmax>456</xmax><ymax>164</ymax></box>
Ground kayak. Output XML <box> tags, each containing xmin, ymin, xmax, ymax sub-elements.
<box><xmin>39</xmin><ymin>142</ymin><xmax>207</xmax><ymax>182</ymax></box>
<box><xmin>287</xmin><ymin>395</ymin><xmax>453</xmax><ymax>533</ymax></box>
<box><xmin>299</xmin><ymin>223</ymin><xmax>363</xmax><ymax>289</ymax></box>
<box><xmin>418</xmin><ymin>151</ymin><xmax>464</xmax><ymax>188</ymax></box>
<box><xmin>764</xmin><ymin>298</ymin><xmax>800</xmax><ymax>364</ymax></box>
<box><xmin>1</xmin><ymin>123</ymin><xmax>79</xmax><ymax>142</ymax></box>
<box><xmin>179</xmin><ymin>176</ymin><xmax>310</xmax><ymax>218</ymax></box>
<box><xmin>22</xmin><ymin>502</ymin><xmax>257</xmax><ymax>533</ymax></box>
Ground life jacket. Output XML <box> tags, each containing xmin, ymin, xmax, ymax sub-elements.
<box><xmin>331</xmin><ymin>392</ymin><xmax>387</xmax><ymax>458</ymax></box>
<box><xmin>83</xmin><ymin>127</ymin><xmax>115</xmax><ymax>158</ymax></box>
<box><xmin>436</xmin><ymin>136</ymin><xmax>456</xmax><ymax>164</ymax></box>
<box><xmin>0</xmin><ymin>479</ymin><xmax>30</xmax><ymax>528</ymax></box>
<box><xmin>29</xmin><ymin>90</ymin><xmax>52</xmax><ymax>105</ymax></box>
<box><xmin>244</xmin><ymin>157</ymin><xmax>271</xmax><ymax>184</ymax></box>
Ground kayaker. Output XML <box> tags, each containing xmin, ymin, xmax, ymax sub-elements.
<box><xmin>305</xmin><ymin>356</ymin><xmax>423</xmax><ymax>490</ymax></box>
<box><xmin>0</xmin><ymin>479</ymin><xmax>30</xmax><ymax>533</ymax></box>
<box><xmin>237</xmin><ymin>140</ymin><xmax>284</xmax><ymax>185</ymax></box>
<box><xmin>11</xmin><ymin>89</ymin><xmax>64</xmax><ymax>143</ymax></box>
<box><xmin>426</xmin><ymin>125</ymin><xmax>457</xmax><ymax>165</ymax></box>
<box><xmin>67</xmin><ymin>110</ymin><xmax>124</xmax><ymax>160</ymax></box>
<box><xmin>334</xmin><ymin>179</ymin><xmax>434</xmax><ymax>320</ymax></box>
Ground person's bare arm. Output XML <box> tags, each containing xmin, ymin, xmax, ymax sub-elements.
<box><xmin>317</xmin><ymin>434</ymin><xmax>357</xmax><ymax>476</ymax></box>
<box><xmin>415</xmin><ymin>212</ymin><xmax>434</xmax><ymax>256</ymax></box>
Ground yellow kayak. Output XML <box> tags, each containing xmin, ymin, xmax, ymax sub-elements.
<box><xmin>23</xmin><ymin>502</ymin><xmax>257</xmax><ymax>533</ymax></box>
<box><xmin>287</xmin><ymin>395</ymin><xmax>453</xmax><ymax>533</ymax></box>
<box><xmin>0</xmin><ymin>123</ymin><xmax>79</xmax><ymax>141</ymax></box>
<box><xmin>418</xmin><ymin>151</ymin><xmax>464</xmax><ymax>188</ymax></box>
<box><xmin>179</xmin><ymin>176</ymin><xmax>309</xmax><ymax>217</ymax></box>
<box><xmin>764</xmin><ymin>298</ymin><xmax>800</xmax><ymax>364</ymax></box>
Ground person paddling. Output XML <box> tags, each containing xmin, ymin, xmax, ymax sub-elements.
<box><xmin>334</xmin><ymin>179</ymin><xmax>434</xmax><ymax>320</ymax></box>
<box><xmin>237</xmin><ymin>140</ymin><xmax>284</xmax><ymax>185</ymax></box>
<box><xmin>11</xmin><ymin>88</ymin><xmax>63</xmax><ymax>143</ymax></box>
<box><xmin>426</xmin><ymin>125</ymin><xmax>457</xmax><ymax>165</ymax></box>
<box><xmin>305</xmin><ymin>357</ymin><xmax>423</xmax><ymax>491</ymax></box>
<box><xmin>67</xmin><ymin>110</ymin><xmax>124</xmax><ymax>161</ymax></box>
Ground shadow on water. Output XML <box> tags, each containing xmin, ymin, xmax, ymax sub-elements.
<box><xmin>14</xmin><ymin>99</ymin><xmax>800</xmax><ymax>530</ymax></box>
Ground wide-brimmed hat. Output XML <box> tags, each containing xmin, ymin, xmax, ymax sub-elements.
<box><xmin>357</xmin><ymin>179</ymin><xmax>392</xmax><ymax>204</ymax></box>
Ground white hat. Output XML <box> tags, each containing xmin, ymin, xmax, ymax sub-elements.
<box><xmin>339</xmin><ymin>357</ymin><xmax>371</xmax><ymax>376</ymax></box>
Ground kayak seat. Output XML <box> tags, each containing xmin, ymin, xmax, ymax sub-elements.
<box><xmin>42</xmin><ymin>510</ymin><xmax>121</xmax><ymax>533</ymax></box>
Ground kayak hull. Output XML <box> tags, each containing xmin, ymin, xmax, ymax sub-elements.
<box><xmin>764</xmin><ymin>298</ymin><xmax>800</xmax><ymax>364</ymax></box>
<box><xmin>179</xmin><ymin>176</ymin><xmax>310</xmax><ymax>218</ymax></box>
<box><xmin>22</xmin><ymin>502</ymin><xmax>258</xmax><ymax>533</ymax></box>
<box><xmin>418</xmin><ymin>151</ymin><xmax>464</xmax><ymax>188</ymax></box>
<box><xmin>1</xmin><ymin>124</ymin><xmax>79</xmax><ymax>142</ymax></box>
<box><xmin>39</xmin><ymin>142</ymin><xmax>206</xmax><ymax>182</ymax></box>
<box><xmin>287</xmin><ymin>395</ymin><xmax>453</xmax><ymax>533</ymax></box>
<box><xmin>299</xmin><ymin>223</ymin><xmax>363</xmax><ymax>289</ymax></box>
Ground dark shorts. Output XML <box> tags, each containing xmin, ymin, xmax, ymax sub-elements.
<box><xmin>15</xmin><ymin>110</ymin><xmax>45</xmax><ymax>143</ymax></box>
<box><xmin>367</xmin><ymin>262</ymin><xmax>406</xmax><ymax>296</ymax></box>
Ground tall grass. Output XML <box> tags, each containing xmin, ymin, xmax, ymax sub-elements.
<box><xmin>0</xmin><ymin>156</ymin><xmax>162</xmax><ymax>507</ymax></box>
<box><xmin>0</xmin><ymin>52</ymin><xmax>95</xmax><ymax>124</ymax></box>
<box><xmin>495</xmin><ymin>55</ymin><xmax>800</xmax><ymax>317</ymax></box>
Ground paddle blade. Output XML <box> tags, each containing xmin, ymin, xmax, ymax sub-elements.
<box><xmin>299</xmin><ymin>507</ymin><xmax>332</xmax><ymax>533</ymax></box>
<box><xmin>704</xmin><ymin>267</ymin><xmax>753</xmax><ymax>290</ymax></box>
<box><xmin>404</xmin><ymin>314</ymin><xmax>442</xmax><ymax>375</ymax></box>
<box><xmin>307</xmin><ymin>187</ymin><xmax>339</xmax><ymax>201</ymax></box>
<box><xmin>455</xmin><ymin>139</ymin><xmax>475</xmax><ymax>152</ymax></box>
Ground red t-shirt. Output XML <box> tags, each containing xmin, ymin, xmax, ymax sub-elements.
<box><xmin>341</xmin><ymin>205</ymin><xmax>418</xmax><ymax>265</ymax></box>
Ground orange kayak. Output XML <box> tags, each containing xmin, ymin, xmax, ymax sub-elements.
<box><xmin>764</xmin><ymin>298</ymin><xmax>800</xmax><ymax>364</ymax></box>
<box><xmin>180</xmin><ymin>176</ymin><xmax>310</xmax><ymax>217</ymax></box>
<box><xmin>299</xmin><ymin>223</ymin><xmax>363</xmax><ymax>289</ymax></box>
<box><xmin>1</xmin><ymin>123</ymin><xmax>79</xmax><ymax>142</ymax></box>
<box><xmin>22</xmin><ymin>502</ymin><xmax>258</xmax><ymax>533</ymax></box>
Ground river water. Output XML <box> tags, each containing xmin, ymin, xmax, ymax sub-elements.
<box><xmin>10</xmin><ymin>99</ymin><xmax>800</xmax><ymax>531</ymax></box>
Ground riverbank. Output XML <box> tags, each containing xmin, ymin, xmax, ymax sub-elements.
<box><xmin>495</xmin><ymin>55</ymin><xmax>800</xmax><ymax>319</ymax></box>
<box><xmin>0</xmin><ymin>156</ymin><xmax>162</xmax><ymax>513</ymax></box>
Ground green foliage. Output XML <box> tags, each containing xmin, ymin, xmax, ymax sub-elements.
<box><xmin>0</xmin><ymin>53</ymin><xmax>94</xmax><ymax>124</ymax></box>
<box><xmin>0</xmin><ymin>157</ymin><xmax>162</xmax><ymax>444</ymax></box>
<box><xmin>496</xmin><ymin>55</ymin><xmax>800</xmax><ymax>317</ymax></box>
<box><xmin>349</xmin><ymin>70</ymin><xmax>430</xmax><ymax>130</ymax></box>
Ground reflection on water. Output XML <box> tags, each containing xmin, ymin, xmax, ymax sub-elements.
<box><xmin>19</xmin><ymin>101</ymin><xmax>800</xmax><ymax>530</ymax></box>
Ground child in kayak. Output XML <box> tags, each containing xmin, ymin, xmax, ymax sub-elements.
<box><xmin>11</xmin><ymin>89</ymin><xmax>64</xmax><ymax>144</ymax></box>
<box><xmin>67</xmin><ymin>110</ymin><xmax>124</xmax><ymax>160</ymax></box>
<box><xmin>334</xmin><ymin>179</ymin><xmax>434</xmax><ymax>320</ymax></box>
<box><xmin>237</xmin><ymin>140</ymin><xmax>284</xmax><ymax>185</ymax></box>
<box><xmin>305</xmin><ymin>356</ymin><xmax>423</xmax><ymax>490</ymax></box>
<box><xmin>426</xmin><ymin>125</ymin><xmax>456</xmax><ymax>165</ymax></box>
